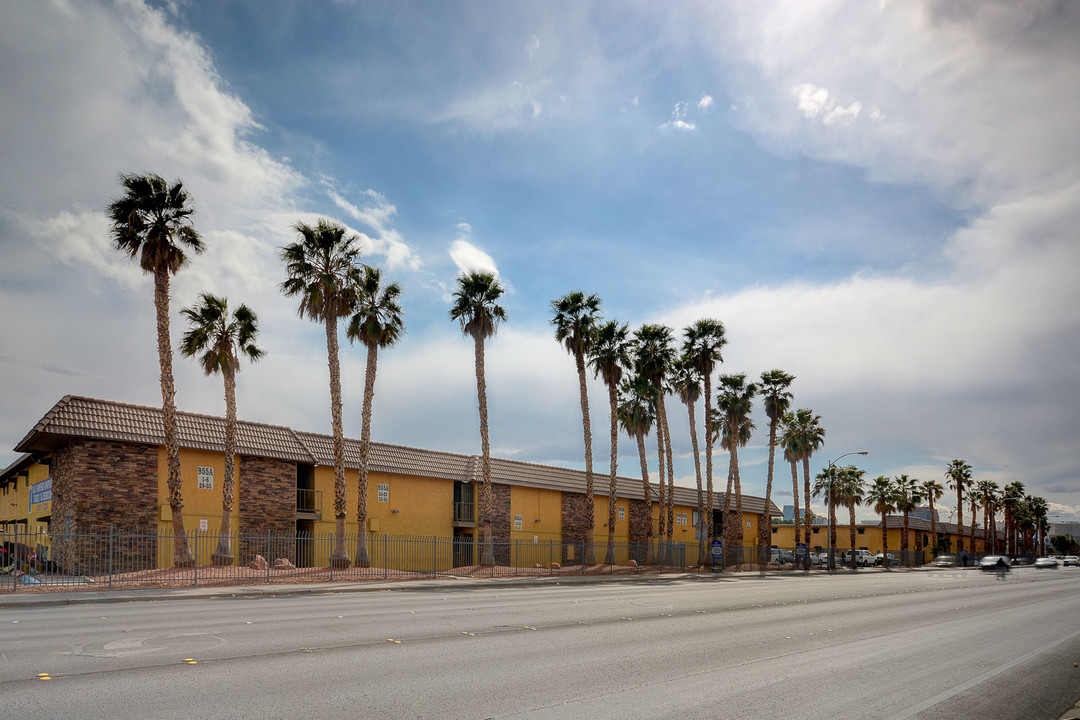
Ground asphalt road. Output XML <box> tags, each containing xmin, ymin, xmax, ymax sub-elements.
<box><xmin>2</xmin><ymin>567</ymin><xmax>1078</xmax><ymax>719</ymax></box>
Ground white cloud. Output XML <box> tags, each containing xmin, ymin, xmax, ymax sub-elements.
<box><xmin>325</xmin><ymin>185</ymin><xmax>420</xmax><ymax>271</ymax></box>
<box><xmin>660</xmin><ymin>101</ymin><xmax>696</xmax><ymax>131</ymax></box>
<box><xmin>527</xmin><ymin>35</ymin><xmax>540</xmax><ymax>59</ymax></box>
<box><xmin>449</xmin><ymin>239</ymin><xmax>499</xmax><ymax>276</ymax></box>
<box><xmin>698</xmin><ymin>94</ymin><xmax>714</xmax><ymax>110</ymax></box>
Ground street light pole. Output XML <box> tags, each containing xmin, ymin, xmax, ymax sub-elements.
<box><xmin>827</xmin><ymin>450</ymin><xmax>869</xmax><ymax>571</ymax></box>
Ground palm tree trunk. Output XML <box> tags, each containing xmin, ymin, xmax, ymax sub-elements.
<box><xmin>790</xmin><ymin>459</ymin><xmax>802</xmax><ymax>562</ymax></box>
<box><xmin>326</xmin><ymin>314</ymin><xmax>350</xmax><ymax>569</ymax></box>
<box><xmin>849</xmin><ymin>504</ymin><xmax>857</xmax><ymax>570</ymax></box>
<box><xmin>956</xmin><ymin>487</ymin><xmax>964</xmax><ymax>554</ymax></box>
<box><xmin>655</xmin><ymin>408</ymin><xmax>666</xmax><ymax>546</ymax></box>
<box><xmin>733</xmin><ymin>438</ymin><xmax>745</xmax><ymax>565</ymax></box>
<box><xmin>902</xmin><ymin>514</ymin><xmax>909</xmax><ymax>566</ymax></box>
<box><xmin>211</xmin><ymin>365</ymin><xmax>237</xmax><ymax>565</ymax></box>
<box><xmin>685</xmin><ymin>399</ymin><xmax>705</xmax><ymax>565</ymax></box>
<box><xmin>968</xmin><ymin>498</ymin><xmax>977</xmax><ymax>554</ymax></box>
<box><xmin>983</xmin><ymin>501</ymin><xmax>990</xmax><ymax>559</ymax></box>
<box><xmin>605</xmin><ymin>381</ymin><xmax>618</xmax><ymax>566</ymax></box>
<box><xmin>575</xmin><ymin>350</ymin><xmax>596</xmax><ymax>565</ymax></box>
<box><xmin>703</xmin><ymin>374</ymin><xmax>715</xmax><ymax>545</ymax></box>
<box><xmin>474</xmin><ymin>332</ymin><xmax>495</xmax><ymax>566</ymax></box>
<box><xmin>155</xmin><ymin>268</ymin><xmax>193</xmax><ymax>567</ymax></box>
<box><xmin>828</xmin><ymin>491</ymin><xmax>837</xmax><ymax>568</ymax></box>
<box><xmin>660</xmin><ymin>399</ymin><xmax>675</xmax><ymax>543</ymax></box>
<box><xmin>802</xmin><ymin>456</ymin><xmax>812</xmax><ymax>552</ymax></box>
<box><xmin>929</xmin><ymin>497</ymin><xmax>938</xmax><ymax>555</ymax></box>
<box><xmin>355</xmin><ymin>342</ymin><xmax>379</xmax><ymax>568</ymax></box>
<box><xmin>759</xmin><ymin>418</ymin><xmax>778</xmax><ymax>568</ymax></box>
<box><xmin>637</xmin><ymin>428</ymin><xmax>653</xmax><ymax>564</ymax></box>
<box><xmin>881</xmin><ymin>511</ymin><xmax>890</xmax><ymax>569</ymax></box>
<box><xmin>726</xmin><ymin>421</ymin><xmax>740</xmax><ymax>560</ymax></box>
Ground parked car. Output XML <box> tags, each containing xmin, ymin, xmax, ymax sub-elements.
<box><xmin>979</xmin><ymin>555</ymin><xmax>1010</xmax><ymax>572</ymax></box>
<box><xmin>770</xmin><ymin>548</ymin><xmax>795</xmax><ymax>565</ymax></box>
<box><xmin>931</xmin><ymin>553</ymin><xmax>958</xmax><ymax>567</ymax></box>
<box><xmin>1062</xmin><ymin>556</ymin><xmax>1079</xmax><ymax>567</ymax></box>
<box><xmin>1034</xmin><ymin>557</ymin><xmax>1058</xmax><ymax>569</ymax></box>
<box><xmin>874</xmin><ymin>552</ymin><xmax>899</xmax><ymax>567</ymax></box>
<box><xmin>841</xmin><ymin>549</ymin><xmax>876</xmax><ymax>567</ymax></box>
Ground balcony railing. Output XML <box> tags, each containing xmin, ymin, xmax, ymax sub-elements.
<box><xmin>297</xmin><ymin>488</ymin><xmax>322</xmax><ymax>515</ymax></box>
<box><xmin>452</xmin><ymin>501</ymin><xmax>476</xmax><ymax>524</ymax></box>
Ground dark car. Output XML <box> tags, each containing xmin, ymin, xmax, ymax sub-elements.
<box><xmin>1</xmin><ymin>542</ymin><xmax>35</xmax><ymax>569</ymax></box>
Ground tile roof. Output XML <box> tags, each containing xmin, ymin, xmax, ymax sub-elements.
<box><xmin>14</xmin><ymin>395</ymin><xmax>781</xmax><ymax>516</ymax></box>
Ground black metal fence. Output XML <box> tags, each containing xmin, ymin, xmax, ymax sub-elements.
<box><xmin>1</xmin><ymin>528</ymin><xmax>695</xmax><ymax>592</ymax></box>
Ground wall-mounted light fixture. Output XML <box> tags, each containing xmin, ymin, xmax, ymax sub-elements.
<box><xmin>391</xmin><ymin>509</ymin><xmax>400</xmax><ymax>514</ymax></box>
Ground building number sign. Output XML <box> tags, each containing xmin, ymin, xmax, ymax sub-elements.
<box><xmin>197</xmin><ymin>466</ymin><xmax>214</xmax><ymax>490</ymax></box>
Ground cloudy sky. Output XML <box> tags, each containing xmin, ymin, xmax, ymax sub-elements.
<box><xmin>2</xmin><ymin>0</ymin><xmax>1078</xmax><ymax>523</ymax></box>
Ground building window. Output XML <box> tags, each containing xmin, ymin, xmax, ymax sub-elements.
<box><xmin>676</xmin><ymin>512</ymin><xmax>688</xmax><ymax>526</ymax></box>
<box><xmin>857</xmin><ymin>527</ymin><xmax>865</xmax><ymax>534</ymax></box>
<box><xmin>618</xmin><ymin>506</ymin><xmax>625</xmax><ymax>521</ymax></box>
<box><xmin>812</xmin><ymin>527</ymin><xmax>820</xmax><ymax>534</ymax></box>
<box><xmin>514</xmin><ymin>514</ymin><xmax>523</xmax><ymax>531</ymax></box>
<box><xmin>377</xmin><ymin>484</ymin><xmax>389</xmax><ymax>503</ymax></box>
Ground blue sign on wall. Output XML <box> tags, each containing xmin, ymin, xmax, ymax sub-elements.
<box><xmin>29</xmin><ymin>477</ymin><xmax>52</xmax><ymax>510</ymax></box>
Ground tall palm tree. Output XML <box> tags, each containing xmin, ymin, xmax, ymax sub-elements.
<box><xmin>588</xmin><ymin>320</ymin><xmax>629</xmax><ymax>565</ymax></box>
<box><xmin>1027</xmin><ymin>495</ymin><xmax>1049</xmax><ymax>556</ymax></box>
<box><xmin>976</xmin><ymin>479</ymin><xmax>1000</xmax><ymax>555</ymax></box>
<box><xmin>1001</xmin><ymin>481</ymin><xmax>1025</xmax><ymax>556</ymax></box>
<box><xmin>836</xmin><ymin>465</ymin><xmax>866</xmax><ymax>569</ymax></box>
<box><xmin>780</xmin><ymin>412</ymin><xmax>804</xmax><ymax>565</ymax></box>
<box><xmin>893</xmin><ymin>475</ymin><xmax>923</xmax><ymax>566</ymax></box>
<box><xmin>967</xmin><ymin>486</ymin><xmax>982</xmax><ymax>554</ymax></box>
<box><xmin>633</xmin><ymin>325</ymin><xmax>677</xmax><ymax>550</ymax></box>
<box><xmin>790</xmin><ymin>409</ymin><xmax>826</xmax><ymax>549</ymax></box>
<box><xmin>671</xmin><ymin>356</ymin><xmax>705</xmax><ymax>563</ymax></box>
<box><xmin>716</xmin><ymin>373</ymin><xmax>757</xmax><ymax>557</ymax></box>
<box><xmin>345</xmin><ymin>266</ymin><xmax>404</xmax><ymax>568</ymax></box>
<box><xmin>450</xmin><ymin>271</ymin><xmax>507</xmax><ymax>566</ymax></box>
<box><xmin>866</xmin><ymin>476</ymin><xmax>896</xmax><ymax>569</ymax></box>
<box><xmin>281</xmin><ymin>218</ymin><xmax>362</xmax><ymax>568</ymax></box>
<box><xmin>682</xmin><ymin>320</ymin><xmax>726</xmax><ymax>545</ymax></box>
<box><xmin>108</xmin><ymin>172</ymin><xmax>204</xmax><ymax>567</ymax></box>
<box><xmin>551</xmin><ymin>291</ymin><xmax>603</xmax><ymax>564</ymax></box>
<box><xmin>618</xmin><ymin>374</ymin><xmax>656</xmax><ymax>562</ymax></box>
<box><xmin>180</xmin><ymin>293</ymin><xmax>264</xmax><ymax>565</ymax></box>
<box><xmin>758</xmin><ymin>370</ymin><xmax>794</xmax><ymax>564</ymax></box>
<box><xmin>920</xmin><ymin>479</ymin><xmax>945</xmax><ymax>554</ymax></box>
<box><xmin>945</xmin><ymin>459</ymin><xmax>972</xmax><ymax>554</ymax></box>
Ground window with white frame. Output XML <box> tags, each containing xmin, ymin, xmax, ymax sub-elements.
<box><xmin>676</xmin><ymin>512</ymin><xmax>688</xmax><ymax>526</ymax></box>
<box><xmin>377</xmin><ymin>483</ymin><xmax>389</xmax><ymax>503</ymax></box>
<box><xmin>618</xmin><ymin>506</ymin><xmax>625</xmax><ymax>521</ymax></box>
<box><xmin>514</xmin><ymin>514</ymin><xmax>523</xmax><ymax>531</ymax></box>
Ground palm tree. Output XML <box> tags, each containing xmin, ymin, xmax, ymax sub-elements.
<box><xmin>812</xmin><ymin>465</ymin><xmax>845</xmax><ymax>569</ymax></box>
<box><xmin>780</xmin><ymin>412</ymin><xmax>804</xmax><ymax>566</ymax></box>
<box><xmin>893</xmin><ymin>475</ymin><xmax>923</xmax><ymax>566</ymax></box>
<box><xmin>837</xmin><ymin>465</ymin><xmax>866</xmax><ymax>569</ymax></box>
<box><xmin>790</xmin><ymin>409</ymin><xmax>826</xmax><ymax>550</ymax></box>
<box><xmin>633</xmin><ymin>325</ymin><xmax>677</xmax><ymax>551</ymax></box>
<box><xmin>551</xmin><ymin>291</ymin><xmax>603</xmax><ymax>564</ymax></box>
<box><xmin>920</xmin><ymin>479</ymin><xmax>945</xmax><ymax>554</ymax></box>
<box><xmin>618</xmin><ymin>374</ymin><xmax>656</xmax><ymax>563</ymax></box>
<box><xmin>758</xmin><ymin>370</ymin><xmax>794</xmax><ymax>564</ymax></box>
<box><xmin>671</xmin><ymin>356</ymin><xmax>706</xmax><ymax>563</ymax></box>
<box><xmin>1001</xmin><ymin>481</ymin><xmax>1025</xmax><ymax>556</ymax></box>
<box><xmin>108</xmin><ymin>172</ymin><xmax>205</xmax><ymax>567</ymax></box>
<box><xmin>716</xmin><ymin>373</ymin><xmax>757</xmax><ymax>558</ymax></box>
<box><xmin>682</xmin><ymin>320</ymin><xmax>726</xmax><ymax>545</ymax></box>
<box><xmin>1027</xmin><ymin>495</ymin><xmax>1049</xmax><ymax>555</ymax></box>
<box><xmin>345</xmin><ymin>266</ymin><xmax>404</xmax><ymax>568</ymax></box>
<box><xmin>281</xmin><ymin>218</ymin><xmax>362</xmax><ymax>568</ymax></box>
<box><xmin>180</xmin><ymin>293</ymin><xmax>264</xmax><ymax>565</ymax></box>
<box><xmin>450</xmin><ymin>271</ymin><xmax>507</xmax><ymax>566</ymax></box>
<box><xmin>945</xmin><ymin>459</ymin><xmax>972</xmax><ymax>554</ymax></box>
<box><xmin>866</xmin><ymin>476</ymin><xmax>896</xmax><ymax>569</ymax></box>
<box><xmin>976</xmin><ymin>480</ymin><xmax>1000</xmax><ymax>555</ymax></box>
<box><xmin>587</xmin><ymin>320</ymin><xmax>629</xmax><ymax>565</ymax></box>
<box><xmin>967</xmin><ymin>486</ymin><xmax>982</xmax><ymax>555</ymax></box>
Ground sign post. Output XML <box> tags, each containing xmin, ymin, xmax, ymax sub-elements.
<box><xmin>795</xmin><ymin>542</ymin><xmax>807</xmax><ymax>570</ymax></box>
<box><xmin>710</xmin><ymin>540</ymin><xmax>724</xmax><ymax>572</ymax></box>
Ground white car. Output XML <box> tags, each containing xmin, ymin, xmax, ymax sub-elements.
<box><xmin>841</xmin><ymin>549</ymin><xmax>876</xmax><ymax>567</ymax></box>
<box><xmin>1062</xmin><ymin>555</ymin><xmax>1079</xmax><ymax>567</ymax></box>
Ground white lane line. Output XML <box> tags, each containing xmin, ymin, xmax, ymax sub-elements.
<box><xmin>886</xmin><ymin>626</ymin><xmax>1080</xmax><ymax>719</ymax></box>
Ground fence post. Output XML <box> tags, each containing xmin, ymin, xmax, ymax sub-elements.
<box><xmin>266</xmin><ymin>530</ymin><xmax>271</xmax><ymax>583</ymax></box>
<box><xmin>384</xmin><ymin>535</ymin><xmax>389</xmax><ymax>580</ymax></box>
<box><xmin>107</xmin><ymin>525</ymin><xmax>114</xmax><ymax>589</ymax></box>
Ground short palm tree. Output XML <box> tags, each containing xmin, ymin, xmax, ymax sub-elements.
<box><xmin>1027</xmin><ymin>495</ymin><xmax>1049</xmax><ymax>555</ymax></box>
<box><xmin>920</xmin><ymin>479</ymin><xmax>945</xmax><ymax>554</ymax></box>
<box><xmin>976</xmin><ymin>480</ymin><xmax>1000</xmax><ymax>554</ymax></box>
<box><xmin>893</xmin><ymin>475</ymin><xmax>923</xmax><ymax>565</ymax></box>
<box><xmin>790</xmin><ymin>408</ymin><xmax>826</xmax><ymax>548</ymax></box>
<box><xmin>451</xmin><ymin>271</ymin><xmax>507</xmax><ymax>566</ymax></box>
<box><xmin>281</xmin><ymin>218</ymin><xmax>362</xmax><ymax>568</ymax></box>
<box><xmin>108</xmin><ymin>172</ymin><xmax>204</xmax><ymax>567</ymax></box>
<box><xmin>716</xmin><ymin>373</ymin><xmax>757</xmax><ymax>557</ymax></box>
<box><xmin>780</xmin><ymin>412</ymin><xmax>804</xmax><ymax>563</ymax></box>
<box><xmin>759</xmin><ymin>370</ymin><xmax>794</xmax><ymax>564</ymax></box>
<box><xmin>1001</xmin><ymin>480</ymin><xmax>1025</xmax><ymax>556</ymax></box>
<box><xmin>812</xmin><ymin>465</ymin><xmax>843</xmax><ymax>568</ymax></box>
<box><xmin>865</xmin><ymin>476</ymin><xmax>896</xmax><ymax>569</ymax></box>
<box><xmin>618</xmin><ymin>374</ymin><xmax>656</xmax><ymax>562</ymax></box>
<box><xmin>633</xmin><ymin>325</ymin><xmax>677</xmax><ymax>548</ymax></box>
<box><xmin>551</xmin><ymin>291</ymin><xmax>603</xmax><ymax>564</ymax></box>
<box><xmin>836</xmin><ymin>465</ymin><xmax>866</xmax><ymax>569</ymax></box>
<box><xmin>682</xmin><ymin>319</ymin><xmax>726</xmax><ymax>544</ymax></box>
<box><xmin>180</xmin><ymin>294</ymin><xmax>264</xmax><ymax>565</ymax></box>
<box><xmin>945</xmin><ymin>459</ymin><xmax>972</xmax><ymax>554</ymax></box>
<box><xmin>345</xmin><ymin>266</ymin><xmax>404</xmax><ymax>568</ymax></box>
<box><xmin>671</xmin><ymin>356</ymin><xmax>705</xmax><ymax>563</ymax></box>
<box><xmin>587</xmin><ymin>320</ymin><xmax>629</xmax><ymax>565</ymax></box>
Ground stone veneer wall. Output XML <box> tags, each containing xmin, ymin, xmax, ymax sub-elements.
<box><xmin>560</xmin><ymin>491</ymin><xmax>591</xmax><ymax>564</ymax></box>
<box><xmin>489</xmin><ymin>483</ymin><xmax>512</xmax><ymax>565</ymax></box>
<box><xmin>49</xmin><ymin>439</ymin><xmax>159</xmax><ymax>574</ymax></box>
<box><xmin>237</xmin><ymin>455</ymin><xmax>296</xmax><ymax>564</ymax></box>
